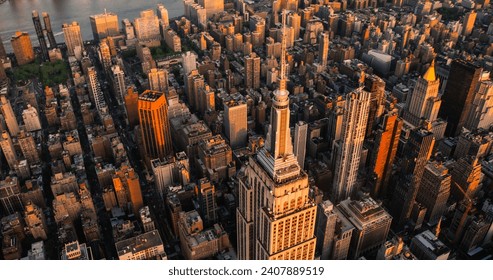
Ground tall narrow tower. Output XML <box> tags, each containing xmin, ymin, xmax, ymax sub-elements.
<box><xmin>332</xmin><ymin>87</ymin><xmax>371</xmax><ymax>202</ymax></box>
<box><xmin>42</xmin><ymin>12</ymin><xmax>57</xmax><ymax>48</ymax></box>
<box><xmin>237</xmin><ymin>11</ymin><xmax>317</xmax><ymax>260</ymax></box>
<box><xmin>32</xmin><ymin>11</ymin><xmax>49</xmax><ymax>61</ymax></box>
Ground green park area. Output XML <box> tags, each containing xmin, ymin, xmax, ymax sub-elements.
<box><xmin>13</xmin><ymin>60</ymin><xmax>69</xmax><ymax>86</ymax></box>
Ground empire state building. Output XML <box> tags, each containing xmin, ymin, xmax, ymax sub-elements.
<box><xmin>236</xmin><ymin>11</ymin><xmax>317</xmax><ymax>260</ymax></box>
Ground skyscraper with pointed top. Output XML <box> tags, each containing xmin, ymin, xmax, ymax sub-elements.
<box><xmin>237</xmin><ymin>11</ymin><xmax>317</xmax><ymax>260</ymax></box>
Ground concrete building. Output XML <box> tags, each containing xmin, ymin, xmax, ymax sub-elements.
<box><xmin>24</xmin><ymin>202</ymin><xmax>48</xmax><ymax>240</ymax></box>
<box><xmin>0</xmin><ymin>131</ymin><xmax>18</xmax><ymax>170</ymax></box>
<box><xmin>244</xmin><ymin>52</ymin><xmax>260</xmax><ymax>89</ymax></box>
<box><xmin>410</xmin><ymin>230</ymin><xmax>450</xmax><ymax>260</ymax></box>
<box><xmin>224</xmin><ymin>94</ymin><xmax>247</xmax><ymax>149</ymax></box>
<box><xmin>332</xmin><ymin>88</ymin><xmax>371</xmax><ymax>202</ymax></box>
<box><xmin>0</xmin><ymin>177</ymin><xmax>23</xmax><ymax>215</ymax></box>
<box><xmin>178</xmin><ymin>210</ymin><xmax>230</xmax><ymax>260</ymax></box>
<box><xmin>90</xmin><ymin>12</ymin><xmax>119</xmax><ymax>41</ymax></box>
<box><xmin>138</xmin><ymin>90</ymin><xmax>173</xmax><ymax>162</ymax></box>
<box><xmin>22</xmin><ymin>105</ymin><xmax>42</xmax><ymax>132</ymax></box>
<box><xmin>338</xmin><ymin>195</ymin><xmax>392</xmax><ymax>259</ymax></box>
<box><xmin>11</xmin><ymin>31</ymin><xmax>35</xmax><ymax>65</ymax></box>
<box><xmin>197</xmin><ymin>135</ymin><xmax>236</xmax><ymax>183</ymax></box>
<box><xmin>63</xmin><ymin>22</ymin><xmax>84</xmax><ymax>57</ymax></box>
<box><xmin>0</xmin><ymin>96</ymin><xmax>20</xmax><ymax>136</ymax></box>
<box><xmin>148</xmin><ymin>68</ymin><xmax>168</xmax><ymax>92</ymax></box>
<box><xmin>294</xmin><ymin>121</ymin><xmax>308</xmax><ymax>169</ymax></box>
<box><xmin>116</xmin><ymin>230</ymin><xmax>167</xmax><ymax>260</ymax></box>
<box><xmin>134</xmin><ymin>9</ymin><xmax>161</xmax><ymax>46</ymax></box>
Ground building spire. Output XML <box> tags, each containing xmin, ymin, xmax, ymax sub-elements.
<box><xmin>279</xmin><ymin>9</ymin><xmax>288</xmax><ymax>92</ymax></box>
<box><xmin>423</xmin><ymin>59</ymin><xmax>436</xmax><ymax>82</ymax></box>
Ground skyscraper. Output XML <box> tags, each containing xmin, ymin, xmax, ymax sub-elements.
<box><xmin>338</xmin><ymin>195</ymin><xmax>392</xmax><ymax>259</ymax></box>
<box><xmin>198</xmin><ymin>0</ymin><xmax>224</xmax><ymax>18</ymax></box>
<box><xmin>32</xmin><ymin>11</ymin><xmax>49</xmax><ymax>61</ymax></box>
<box><xmin>0</xmin><ymin>95</ymin><xmax>20</xmax><ymax>136</ymax></box>
<box><xmin>318</xmin><ymin>31</ymin><xmax>329</xmax><ymax>67</ymax></box>
<box><xmin>294</xmin><ymin>121</ymin><xmax>308</xmax><ymax>169</ymax></box>
<box><xmin>18</xmin><ymin>130</ymin><xmax>40</xmax><ymax>164</ymax></box>
<box><xmin>157</xmin><ymin>4</ymin><xmax>170</xmax><ymax>29</ymax></box>
<box><xmin>182</xmin><ymin>51</ymin><xmax>197</xmax><ymax>75</ymax></box>
<box><xmin>134</xmin><ymin>10</ymin><xmax>161</xmax><ymax>44</ymax></box>
<box><xmin>138</xmin><ymin>90</ymin><xmax>173</xmax><ymax>162</ymax></box>
<box><xmin>195</xmin><ymin>178</ymin><xmax>217</xmax><ymax>225</ymax></box>
<box><xmin>11</xmin><ymin>31</ymin><xmax>35</xmax><ymax>65</ymax></box>
<box><xmin>237</xmin><ymin>12</ymin><xmax>317</xmax><ymax>260</ymax></box>
<box><xmin>332</xmin><ymin>88</ymin><xmax>371</xmax><ymax>202</ymax></box>
<box><xmin>244</xmin><ymin>52</ymin><xmax>260</xmax><ymax>89</ymax></box>
<box><xmin>462</xmin><ymin>11</ymin><xmax>477</xmax><ymax>37</ymax></box>
<box><xmin>391</xmin><ymin>128</ymin><xmax>435</xmax><ymax>227</ymax></box>
<box><xmin>87</xmin><ymin>67</ymin><xmax>106</xmax><ymax>113</ymax></box>
<box><xmin>404</xmin><ymin>60</ymin><xmax>441</xmax><ymax>127</ymax></box>
<box><xmin>0</xmin><ymin>131</ymin><xmax>19</xmax><ymax>170</ymax></box>
<box><xmin>464</xmin><ymin>78</ymin><xmax>493</xmax><ymax>131</ymax></box>
<box><xmin>369</xmin><ymin>110</ymin><xmax>402</xmax><ymax>198</ymax></box>
<box><xmin>111</xmin><ymin>65</ymin><xmax>126</xmax><ymax>105</ymax></box>
<box><xmin>148</xmin><ymin>68</ymin><xmax>168</xmax><ymax>92</ymax></box>
<box><xmin>224</xmin><ymin>95</ymin><xmax>247</xmax><ymax>149</ymax></box>
<box><xmin>416</xmin><ymin>161</ymin><xmax>451</xmax><ymax>226</ymax></box>
<box><xmin>439</xmin><ymin>60</ymin><xmax>482</xmax><ymax>136</ymax></box>
<box><xmin>90</xmin><ymin>12</ymin><xmax>119</xmax><ymax>41</ymax></box>
<box><xmin>63</xmin><ymin>22</ymin><xmax>84</xmax><ymax>57</ymax></box>
<box><xmin>42</xmin><ymin>12</ymin><xmax>57</xmax><ymax>48</ymax></box>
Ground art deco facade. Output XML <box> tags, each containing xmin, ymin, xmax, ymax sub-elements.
<box><xmin>237</xmin><ymin>17</ymin><xmax>317</xmax><ymax>260</ymax></box>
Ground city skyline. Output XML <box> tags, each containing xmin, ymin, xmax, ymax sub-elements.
<box><xmin>0</xmin><ymin>0</ymin><xmax>492</xmax><ymax>261</ymax></box>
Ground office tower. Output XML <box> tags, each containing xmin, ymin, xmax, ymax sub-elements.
<box><xmin>464</xmin><ymin>79</ymin><xmax>493</xmax><ymax>131</ymax></box>
<box><xmin>338</xmin><ymin>195</ymin><xmax>392</xmax><ymax>259</ymax></box>
<box><xmin>369</xmin><ymin>111</ymin><xmax>402</xmax><ymax>198</ymax></box>
<box><xmin>24</xmin><ymin>202</ymin><xmax>48</xmax><ymax>240</ymax></box>
<box><xmin>462</xmin><ymin>11</ymin><xmax>477</xmax><ymax>37</ymax></box>
<box><xmin>111</xmin><ymin>65</ymin><xmax>126</xmax><ymax>105</ymax></box>
<box><xmin>0</xmin><ymin>35</ymin><xmax>6</xmax><ymax>59</ymax></box>
<box><xmin>185</xmin><ymin>69</ymin><xmax>204</xmax><ymax>111</ymax></box>
<box><xmin>87</xmin><ymin>67</ymin><xmax>106</xmax><ymax>113</ymax></box>
<box><xmin>237</xmin><ymin>13</ymin><xmax>317</xmax><ymax>260</ymax></box>
<box><xmin>195</xmin><ymin>178</ymin><xmax>218</xmax><ymax>225</ymax></box>
<box><xmin>364</xmin><ymin>74</ymin><xmax>386</xmax><ymax>137</ymax></box>
<box><xmin>163</xmin><ymin>29</ymin><xmax>181</xmax><ymax>52</ymax></box>
<box><xmin>138</xmin><ymin>90</ymin><xmax>173</xmax><ymax>161</ymax></box>
<box><xmin>294</xmin><ymin>121</ymin><xmax>308</xmax><ymax>169</ymax></box>
<box><xmin>99</xmin><ymin>39</ymin><xmax>112</xmax><ymax>70</ymax></box>
<box><xmin>316</xmin><ymin>200</ymin><xmax>338</xmax><ymax>260</ymax></box>
<box><xmin>197</xmin><ymin>135</ymin><xmax>236</xmax><ymax>183</ymax></box>
<box><xmin>42</xmin><ymin>12</ymin><xmax>57</xmax><ymax>48</ymax></box>
<box><xmin>113</xmin><ymin>165</ymin><xmax>144</xmax><ymax>215</ymax></box>
<box><xmin>450</xmin><ymin>157</ymin><xmax>482</xmax><ymax>200</ymax></box>
<box><xmin>134</xmin><ymin>10</ymin><xmax>161</xmax><ymax>43</ymax></box>
<box><xmin>0</xmin><ymin>177</ymin><xmax>23</xmax><ymax>215</ymax></box>
<box><xmin>90</xmin><ymin>11</ymin><xmax>119</xmax><ymax>41</ymax></box>
<box><xmin>332</xmin><ymin>88</ymin><xmax>371</xmax><ymax>202</ymax></box>
<box><xmin>410</xmin><ymin>230</ymin><xmax>450</xmax><ymax>260</ymax></box>
<box><xmin>0</xmin><ymin>131</ymin><xmax>18</xmax><ymax>170</ymax></box>
<box><xmin>404</xmin><ymin>60</ymin><xmax>441</xmax><ymax>127</ymax></box>
<box><xmin>32</xmin><ymin>11</ymin><xmax>49</xmax><ymax>61</ymax></box>
<box><xmin>18</xmin><ymin>130</ymin><xmax>40</xmax><ymax>164</ymax></box>
<box><xmin>182</xmin><ymin>51</ymin><xmax>197</xmax><ymax>75</ymax></box>
<box><xmin>122</xmin><ymin>18</ymin><xmax>136</xmax><ymax>42</ymax></box>
<box><xmin>439</xmin><ymin>60</ymin><xmax>482</xmax><ymax>136</ymax></box>
<box><xmin>459</xmin><ymin>216</ymin><xmax>489</xmax><ymax>252</ymax></box>
<box><xmin>148</xmin><ymin>68</ymin><xmax>168</xmax><ymax>92</ymax></box>
<box><xmin>224</xmin><ymin>95</ymin><xmax>247</xmax><ymax>149</ymax></box>
<box><xmin>124</xmin><ymin>87</ymin><xmax>139</xmax><ymax>127</ymax></box>
<box><xmin>318</xmin><ymin>31</ymin><xmax>329</xmax><ymax>67</ymax></box>
<box><xmin>249</xmin><ymin>15</ymin><xmax>266</xmax><ymax>46</ymax></box>
<box><xmin>116</xmin><ymin>230</ymin><xmax>167</xmax><ymax>260</ymax></box>
<box><xmin>63</xmin><ymin>22</ymin><xmax>84</xmax><ymax>57</ymax></box>
<box><xmin>391</xmin><ymin>128</ymin><xmax>435</xmax><ymax>227</ymax></box>
<box><xmin>244</xmin><ymin>52</ymin><xmax>261</xmax><ymax>89</ymax></box>
<box><xmin>1</xmin><ymin>96</ymin><xmax>20</xmax><ymax>136</ymax></box>
<box><xmin>11</xmin><ymin>31</ymin><xmax>35</xmax><ymax>65</ymax></box>
<box><xmin>416</xmin><ymin>162</ymin><xmax>451</xmax><ymax>226</ymax></box>
<box><xmin>22</xmin><ymin>105</ymin><xmax>42</xmax><ymax>132</ymax></box>
<box><xmin>157</xmin><ymin>4</ymin><xmax>169</xmax><ymax>29</ymax></box>
<box><xmin>198</xmin><ymin>0</ymin><xmax>224</xmax><ymax>18</ymax></box>
<box><xmin>178</xmin><ymin>210</ymin><xmax>230</xmax><ymax>260</ymax></box>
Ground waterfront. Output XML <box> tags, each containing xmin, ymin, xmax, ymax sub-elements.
<box><xmin>0</xmin><ymin>0</ymin><xmax>184</xmax><ymax>52</ymax></box>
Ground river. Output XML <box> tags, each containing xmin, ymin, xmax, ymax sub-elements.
<box><xmin>0</xmin><ymin>0</ymin><xmax>184</xmax><ymax>52</ymax></box>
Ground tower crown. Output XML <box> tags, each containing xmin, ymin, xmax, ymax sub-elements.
<box><xmin>423</xmin><ymin>59</ymin><xmax>437</xmax><ymax>82</ymax></box>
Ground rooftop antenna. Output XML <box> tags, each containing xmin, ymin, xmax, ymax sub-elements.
<box><xmin>279</xmin><ymin>9</ymin><xmax>288</xmax><ymax>92</ymax></box>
